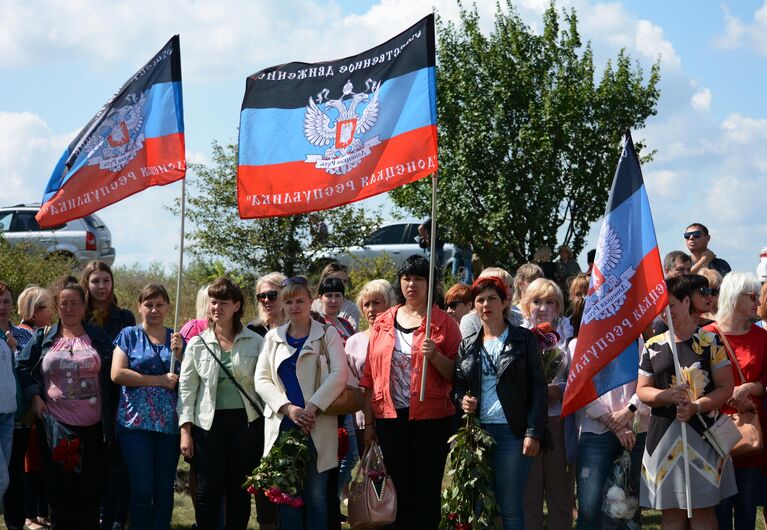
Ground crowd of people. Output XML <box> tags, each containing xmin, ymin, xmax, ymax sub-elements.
<box><xmin>0</xmin><ymin>220</ymin><xmax>766</xmax><ymax>530</ymax></box>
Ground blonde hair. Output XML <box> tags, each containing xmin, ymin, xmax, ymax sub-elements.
<box><xmin>356</xmin><ymin>279</ymin><xmax>395</xmax><ymax>314</ymax></box>
<box><xmin>255</xmin><ymin>272</ymin><xmax>287</xmax><ymax>323</ymax></box>
<box><xmin>478</xmin><ymin>267</ymin><xmax>513</xmax><ymax>287</ymax></box>
<box><xmin>512</xmin><ymin>263</ymin><xmax>544</xmax><ymax>305</ymax></box>
<box><xmin>280</xmin><ymin>279</ymin><xmax>313</xmax><ymax>302</ymax></box>
<box><xmin>715</xmin><ymin>272</ymin><xmax>760</xmax><ymax>323</ymax></box>
<box><xmin>567</xmin><ymin>273</ymin><xmax>590</xmax><ymax>303</ymax></box>
<box><xmin>521</xmin><ymin>278</ymin><xmax>564</xmax><ymax>319</ymax></box>
<box><xmin>17</xmin><ymin>285</ymin><xmax>52</xmax><ymax>323</ymax></box>
<box><xmin>194</xmin><ymin>284</ymin><xmax>211</xmax><ymax>320</ymax></box>
<box><xmin>698</xmin><ymin>268</ymin><xmax>722</xmax><ymax>290</ymax></box>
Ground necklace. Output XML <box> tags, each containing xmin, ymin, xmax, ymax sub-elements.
<box><xmin>400</xmin><ymin>306</ymin><xmax>425</xmax><ymax>320</ymax></box>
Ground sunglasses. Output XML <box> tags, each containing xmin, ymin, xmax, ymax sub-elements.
<box><xmin>256</xmin><ymin>291</ymin><xmax>279</xmax><ymax>302</ymax></box>
<box><xmin>281</xmin><ymin>277</ymin><xmax>308</xmax><ymax>287</ymax></box>
<box><xmin>683</xmin><ymin>230</ymin><xmax>704</xmax><ymax>240</ymax></box>
<box><xmin>698</xmin><ymin>287</ymin><xmax>719</xmax><ymax>297</ymax></box>
<box><xmin>742</xmin><ymin>292</ymin><xmax>759</xmax><ymax>302</ymax></box>
<box><xmin>447</xmin><ymin>301</ymin><xmax>466</xmax><ymax>310</ymax></box>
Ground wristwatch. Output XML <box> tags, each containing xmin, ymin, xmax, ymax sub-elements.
<box><xmin>628</xmin><ymin>403</ymin><xmax>637</xmax><ymax>413</ymax></box>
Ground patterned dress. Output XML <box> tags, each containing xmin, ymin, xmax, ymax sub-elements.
<box><xmin>638</xmin><ymin>328</ymin><xmax>737</xmax><ymax>509</ymax></box>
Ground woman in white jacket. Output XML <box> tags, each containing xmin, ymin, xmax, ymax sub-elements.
<box><xmin>255</xmin><ymin>277</ymin><xmax>347</xmax><ymax>530</ymax></box>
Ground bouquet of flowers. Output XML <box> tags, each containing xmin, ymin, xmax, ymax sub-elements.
<box><xmin>41</xmin><ymin>412</ymin><xmax>81</xmax><ymax>473</ymax></box>
<box><xmin>531</xmin><ymin>322</ymin><xmax>563</xmax><ymax>383</ymax></box>
<box><xmin>440</xmin><ymin>412</ymin><xmax>500</xmax><ymax>530</ymax></box>
<box><xmin>243</xmin><ymin>429</ymin><xmax>310</xmax><ymax>508</ymax></box>
<box><xmin>602</xmin><ymin>450</ymin><xmax>640</xmax><ymax>528</ymax></box>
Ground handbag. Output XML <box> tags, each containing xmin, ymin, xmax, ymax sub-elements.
<box><xmin>699</xmin><ymin>412</ymin><xmax>742</xmax><ymax>459</ymax></box>
<box><xmin>347</xmin><ymin>442</ymin><xmax>397</xmax><ymax>529</ymax></box>
<box><xmin>315</xmin><ymin>325</ymin><xmax>364</xmax><ymax>416</ymax></box>
<box><xmin>714</xmin><ymin>327</ymin><xmax>764</xmax><ymax>457</ymax></box>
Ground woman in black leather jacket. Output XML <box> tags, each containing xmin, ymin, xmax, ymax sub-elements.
<box><xmin>453</xmin><ymin>276</ymin><xmax>547</xmax><ymax>530</ymax></box>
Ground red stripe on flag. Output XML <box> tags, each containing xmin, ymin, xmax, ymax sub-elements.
<box><xmin>237</xmin><ymin>125</ymin><xmax>438</xmax><ymax>218</ymax></box>
<box><xmin>561</xmin><ymin>246</ymin><xmax>667</xmax><ymax>416</ymax></box>
<box><xmin>37</xmin><ymin>133</ymin><xmax>186</xmax><ymax>228</ymax></box>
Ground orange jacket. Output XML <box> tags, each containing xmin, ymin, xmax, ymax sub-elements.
<box><xmin>360</xmin><ymin>305</ymin><xmax>461</xmax><ymax>420</ymax></box>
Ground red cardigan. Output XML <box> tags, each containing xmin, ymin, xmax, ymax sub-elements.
<box><xmin>360</xmin><ymin>305</ymin><xmax>461</xmax><ymax>420</ymax></box>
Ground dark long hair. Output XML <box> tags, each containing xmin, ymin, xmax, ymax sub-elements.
<box><xmin>207</xmin><ymin>278</ymin><xmax>245</xmax><ymax>334</ymax></box>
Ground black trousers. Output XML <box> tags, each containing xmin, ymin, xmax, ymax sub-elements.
<box><xmin>3</xmin><ymin>426</ymin><xmax>30</xmax><ymax>530</ymax></box>
<box><xmin>375</xmin><ymin>410</ymin><xmax>451</xmax><ymax>530</ymax></box>
<box><xmin>40</xmin><ymin>421</ymin><xmax>105</xmax><ymax>530</ymax></box>
<box><xmin>191</xmin><ymin>409</ymin><xmax>264</xmax><ymax>530</ymax></box>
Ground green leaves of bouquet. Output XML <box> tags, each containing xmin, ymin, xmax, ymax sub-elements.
<box><xmin>243</xmin><ymin>429</ymin><xmax>310</xmax><ymax>507</ymax></box>
<box><xmin>440</xmin><ymin>413</ymin><xmax>501</xmax><ymax>530</ymax></box>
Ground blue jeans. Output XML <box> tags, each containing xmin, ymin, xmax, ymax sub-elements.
<box><xmin>337</xmin><ymin>415</ymin><xmax>359</xmax><ymax>497</ymax></box>
<box><xmin>452</xmin><ymin>246</ymin><xmax>474</xmax><ymax>284</ymax></box>
<box><xmin>278</xmin><ymin>440</ymin><xmax>329</xmax><ymax>530</ymax></box>
<box><xmin>576</xmin><ymin>431</ymin><xmax>645</xmax><ymax>530</ymax></box>
<box><xmin>716</xmin><ymin>466</ymin><xmax>762</xmax><ymax>530</ymax></box>
<box><xmin>484</xmin><ymin>424</ymin><xmax>532</xmax><ymax>530</ymax></box>
<box><xmin>0</xmin><ymin>413</ymin><xmax>13</xmax><ymax>501</ymax></box>
<box><xmin>118</xmin><ymin>428</ymin><xmax>180</xmax><ymax>530</ymax></box>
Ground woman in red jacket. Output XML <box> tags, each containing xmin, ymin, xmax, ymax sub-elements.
<box><xmin>361</xmin><ymin>255</ymin><xmax>461</xmax><ymax>530</ymax></box>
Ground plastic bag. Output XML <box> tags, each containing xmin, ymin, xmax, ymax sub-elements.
<box><xmin>41</xmin><ymin>412</ymin><xmax>82</xmax><ymax>473</ymax></box>
<box><xmin>602</xmin><ymin>450</ymin><xmax>639</xmax><ymax>529</ymax></box>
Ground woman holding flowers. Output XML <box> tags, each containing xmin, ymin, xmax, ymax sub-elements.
<box><xmin>706</xmin><ymin>273</ymin><xmax>767</xmax><ymax>530</ymax></box>
<box><xmin>361</xmin><ymin>255</ymin><xmax>461</xmax><ymax>530</ymax></box>
<box><xmin>453</xmin><ymin>276</ymin><xmax>547</xmax><ymax>529</ymax></box>
<box><xmin>637</xmin><ymin>275</ymin><xmax>736</xmax><ymax>529</ymax></box>
<box><xmin>255</xmin><ymin>277</ymin><xmax>348</xmax><ymax>530</ymax></box>
<box><xmin>110</xmin><ymin>284</ymin><xmax>183</xmax><ymax>530</ymax></box>
<box><xmin>177</xmin><ymin>278</ymin><xmax>265</xmax><ymax>530</ymax></box>
<box><xmin>17</xmin><ymin>277</ymin><xmax>115</xmax><ymax>530</ymax></box>
<box><xmin>520</xmin><ymin>277</ymin><xmax>575</xmax><ymax>530</ymax></box>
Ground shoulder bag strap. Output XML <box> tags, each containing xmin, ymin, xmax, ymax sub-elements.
<box><xmin>315</xmin><ymin>324</ymin><xmax>331</xmax><ymax>391</ymax></box>
<box><xmin>198</xmin><ymin>334</ymin><xmax>264</xmax><ymax>415</ymax></box>
<box><xmin>713</xmin><ymin>326</ymin><xmax>747</xmax><ymax>384</ymax></box>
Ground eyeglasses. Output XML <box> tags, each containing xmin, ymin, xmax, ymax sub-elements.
<box><xmin>683</xmin><ymin>230</ymin><xmax>704</xmax><ymax>240</ymax></box>
<box><xmin>742</xmin><ymin>292</ymin><xmax>759</xmax><ymax>302</ymax></box>
<box><xmin>699</xmin><ymin>287</ymin><xmax>719</xmax><ymax>297</ymax></box>
<box><xmin>256</xmin><ymin>291</ymin><xmax>279</xmax><ymax>302</ymax></box>
<box><xmin>281</xmin><ymin>277</ymin><xmax>308</xmax><ymax>287</ymax></box>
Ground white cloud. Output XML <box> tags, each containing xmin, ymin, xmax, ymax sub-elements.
<box><xmin>635</xmin><ymin>20</ymin><xmax>681</xmax><ymax>69</ymax></box>
<box><xmin>714</xmin><ymin>0</ymin><xmax>767</xmax><ymax>56</ymax></box>
<box><xmin>691</xmin><ymin>87</ymin><xmax>711</xmax><ymax>112</ymax></box>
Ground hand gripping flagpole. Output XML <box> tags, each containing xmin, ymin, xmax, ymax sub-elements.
<box><xmin>663</xmin><ymin>305</ymin><xmax>693</xmax><ymax>518</ymax></box>
<box><xmin>170</xmin><ymin>178</ymin><xmax>187</xmax><ymax>374</ymax></box>
<box><xmin>420</xmin><ymin>172</ymin><xmax>439</xmax><ymax>402</ymax></box>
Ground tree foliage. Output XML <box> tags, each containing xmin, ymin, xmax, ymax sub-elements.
<box><xmin>178</xmin><ymin>141</ymin><xmax>381</xmax><ymax>277</ymax></box>
<box><xmin>390</xmin><ymin>1</ymin><xmax>660</xmax><ymax>270</ymax></box>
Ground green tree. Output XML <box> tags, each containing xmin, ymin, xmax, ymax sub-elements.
<box><xmin>390</xmin><ymin>2</ymin><xmax>660</xmax><ymax>270</ymax></box>
<box><xmin>178</xmin><ymin>141</ymin><xmax>381</xmax><ymax>277</ymax></box>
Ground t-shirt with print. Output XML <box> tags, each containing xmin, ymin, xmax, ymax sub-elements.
<box><xmin>42</xmin><ymin>335</ymin><xmax>101</xmax><ymax>427</ymax></box>
<box><xmin>114</xmin><ymin>326</ymin><xmax>180</xmax><ymax>434</ymax></box>
<box><xmin>479</xmin><ymin>328</ymin><xmax>509</xmax><ymax>424</ymax></box>
<box><xmin>390</xmin><ymin>320</ymin><xmax>416</xmax><ymax>410</ymax></box>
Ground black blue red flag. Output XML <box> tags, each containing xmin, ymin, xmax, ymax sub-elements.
<box><xmin>36</xmin><ymin>36</ymin><xmax>185</xmax><ymax>228</ymax></box>
<box><xmin>237</xmin><ymin>15</ymin><xmax>437</xmax><ymax>217</ymax></box>
<box><xmin>561</xmin><ymin>131</ymin><xmax>667</xmax><ymax>416</ymax></box>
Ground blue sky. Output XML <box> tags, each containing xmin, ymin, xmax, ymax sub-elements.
<box><xmin>2</xmin><ymin>0</ymin><xmax>766</xmax><ymax>275</ymax></box>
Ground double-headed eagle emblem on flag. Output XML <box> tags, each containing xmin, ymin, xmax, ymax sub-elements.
<box><xmin>303</xmin><ymin>79</ymin><xmax>381</xmax><ymax>175</ymax></box>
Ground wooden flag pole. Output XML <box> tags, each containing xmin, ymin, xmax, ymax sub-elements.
<box><xmin>663</xmin><ymin>305</ymin><xmax>693</xmax><ymax>518</ymax></box>
<box><xmin>170</xmin><ymin>177</ymin><xmax>187</xmax><ymax>374</ymax></box>
<box><xmin>420</xmin><ymin>172</ymin><xmax>438</xmax><ymax>402</ymax></box>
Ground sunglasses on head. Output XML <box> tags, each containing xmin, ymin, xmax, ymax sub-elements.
<box><xmin>447</xmin><ymin>301</ymin><xmax>466</xmax><ymax>310</ymax></box>
<box><xmin>281</xmin><ymin>277</ymin><xmax>308</xmax><ymax>287</ymax></box>
<box><xmin>256</xmin><ymin>291</ymin><xmax>279</xmax><ymax>302</ymax></box>
<box><xmin>743</xmin><ymin>292</ymin><xmax>759</xmax><ymax>302</ymax></box>
<box><xmin>683</xmin><ymin>230</ymin><xmax>704</xmax><ymax>240</ymax></box>
<box><xmin>698</xmin><ymin>287</ymin><xmax>719</xmax><ymax>297</ymax></box>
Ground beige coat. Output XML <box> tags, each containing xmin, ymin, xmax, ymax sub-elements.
<box><xmin>177</xmin><ymin>327</ymin><xmax>264</xmax><ymax>430</ymax></box>
<box><xmin>255</xmin><ymin>319</ymin><xmax>347</xmax><ymax>473</ymax></box>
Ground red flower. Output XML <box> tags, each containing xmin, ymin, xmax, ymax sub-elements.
<box><xmin>51</xmin><ymin>437</ymin><xmax>81</xmax><ymax>472</ymax></box>
<box><xmin>532</xmin><ymin>322</ymin><xmax>560</xmax><ymax>350</ymax></box>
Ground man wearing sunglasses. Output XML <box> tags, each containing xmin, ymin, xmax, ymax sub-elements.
<box><xmin>684</xmin><ymin>223</ymin><xmax>731</xmax><ymax>278</ymax></box>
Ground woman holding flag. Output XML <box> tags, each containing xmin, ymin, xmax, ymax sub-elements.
<box><xmin>637</xmin><ymin>275</ymin><xmax>736</xmax><ymax>529</ymax></box>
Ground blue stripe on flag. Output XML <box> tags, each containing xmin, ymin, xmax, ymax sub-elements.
<box><xmin>593</xmin><ymin>340</ymin><xmax>638</xmax><ymax>396</ymax></box>
<box><xmin>144</xmin><ymin>81</ymin><xmax>184</xmax><ymax>137</ymax></box>
<box><xmin>238</xmin><ymin>67</ymin><xmax>436</xmax><ymax>167</ymax></box>
<box><xmin>601</xmin><ymin>184</ymin><xmax>659</xmax><ymax>266</ymax></box>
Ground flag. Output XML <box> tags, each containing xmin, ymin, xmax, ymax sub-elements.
<box><xmin>36</xmin><ymin>36</ymin><xmax>185</xmax><ymax>228</ymax></box>
<box><xmin>561</xmin><ymin>131</ymin><xmax>667</xmax><ymax>417</ymax></box>
<box><xmin>237</xmin><ymin>15</ymin><xmax>437</xmax><ymax>218</ymax></box>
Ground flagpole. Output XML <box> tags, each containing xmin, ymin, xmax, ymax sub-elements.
<box><xmin>663</xmin><ymin>305</ymin><xmax>693</xmax><ymax>518</ymax></box>
<box><xmin>170</xmin><ymin>178</ymin><xmax>187</xmax><ymax>374</ymax></box>
<box><xmin>420</xmin><ymin>172</ymin><xmax>439</xmax><ymax>402</ymax></box>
